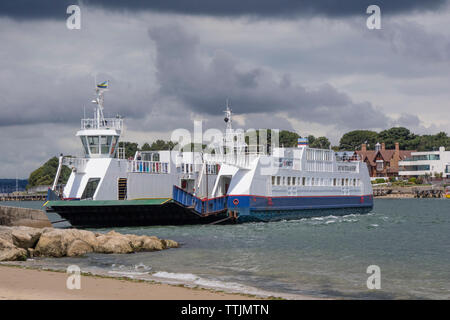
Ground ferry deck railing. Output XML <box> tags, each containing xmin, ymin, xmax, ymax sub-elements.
<box><xmin>63</xmin><ymin>157</ymin><xmax>88</xmax><ymax>173</ymax></box>
<box><xmin>81</xmin><ymin>118</ymin><xmax>123</xmax><ymax>131</ymax></box>
<box><xmin>127</xmin><ymin>160</ymin><xmax>170</xmax><ymax>174</ymax></box>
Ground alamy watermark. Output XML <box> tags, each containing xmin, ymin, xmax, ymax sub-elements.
<box><xmin>366</xmin><ymin>265</ymin><xmax>381</xmax><ymax>289</ymax></box>
<box><xmin>66</xmin><ymin>5</ymin><xmax>81</xmax><ymax>30</ymax></box>
<box><xmin>366</xmin><ymin>5</ymin><xmax>381</xmax><ymax>30</ymax></box>
<box><xmin>66</xmin><ymin>265</ymin><xmax>81</xmax><ymax>290</ymax></box>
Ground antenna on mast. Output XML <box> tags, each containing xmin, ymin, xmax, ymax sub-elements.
<box><xmin>92</xmin><ymin>80</ymin><xmax>109</xmax><ymax>128</ymax></box>
<box><xmin>224</xmin><ymin>99</ymin><xmax>232</xmax><ymax>131</ymax></box>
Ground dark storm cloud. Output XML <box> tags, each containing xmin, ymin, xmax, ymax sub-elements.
<box><xmin>0</xmin><ymin>0</ymin><xmax>447</xmax><ymax>19</ymax></box>
<box><xmin>149</xmin><ymin>25</ymin><xmax>390</xmax><ymax>130</ymax></box>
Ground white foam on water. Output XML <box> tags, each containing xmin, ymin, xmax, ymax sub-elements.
<box><xmin>108</xmin><ymin>270</ymin><xmax>150</xmax><ymax>276</ymax></box>
<box><xmin>149</xmin><ymin>271</ymin><xmax>299</xmax><ymax>299</ymax></box>
<box><xmin>151</xmin><ymin>271</ymin><xmax>199</xmax><ymax>282</ymax></box>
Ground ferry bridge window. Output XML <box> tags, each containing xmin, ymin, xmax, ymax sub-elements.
<box><xmin>101</xmin><ymin>136</ymin><xmax>112</xmax><ymax>154</ymax></box>
<box><xmin>87</xmin><ymin>136</ymin><xmax>99</xmax><ymax>154</ymax></box>
<box><xmin>80</xmin><ymin>136</ymin><xmax>89</xmax><ymax>155</ymax></box>
<box><xmin>110</xmin><ymin>136</ymin><xmax>118</xmax><ymax>156</ymax></box>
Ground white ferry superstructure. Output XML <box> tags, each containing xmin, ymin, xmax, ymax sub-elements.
<box><xmin>45</xmin><ymin>85</ymin><xmax>373</xmax><ymax>227</ymax></box>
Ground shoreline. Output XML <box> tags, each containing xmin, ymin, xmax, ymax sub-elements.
<box><xmin>0</xmin><ymin>264</ymin><xmax>318</xmax><ymax>300</ymax></box>
<box><xmin>0</xmin><ymin>264</ymin><xmax>265</xmax><ymax>300</ymax></box>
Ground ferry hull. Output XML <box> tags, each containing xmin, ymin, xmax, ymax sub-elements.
<box><xmin>45</xmin><ymin>200</ymin><xmax>228</xmax><ymax>228</ymax></box>
<box><xmin>227</xmin><ymin>195</ymin><xmax>374</xmax><ymax>223</ymax></box>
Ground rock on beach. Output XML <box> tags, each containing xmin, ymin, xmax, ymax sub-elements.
<box><xmin>0</xmin><ymin>226</ymin><xmax>179</xmax><ymax>261</ymax></box>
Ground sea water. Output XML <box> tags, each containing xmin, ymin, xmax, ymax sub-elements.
<box><xmin>2</xmin><ymin>199</ymin><xmax>449</xmax><ymax>299</ymax></box>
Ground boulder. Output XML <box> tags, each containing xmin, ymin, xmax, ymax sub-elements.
<box><xmin>125</xmin><ymin>234</ymin><xmax>146</xmax><ymax>250</ymax></box>
<box><xmin>0</xmin><ymin>238</ymin><xmax>27</xmax><ymax>261</ymax></box>
<box><xmin>34</xmin><ymin>229</ymin><xmax>76</xmax><ymax>257</ymax></box>
<box><xmin>95</xmin><ymin>234</ymin><xmax>133</xmax><ymax>254</ymax></box>
<box><xmin>11</xmin><ymin>226</ymin><xmax>42</xmax><ymax>249</ymax></box>
<box><xmin>161</xmin><ymin>239</ymin><xmax>179</xmax><ymax>249</ymax></box>
<box><xmin>67</xmin><ymin>239</ymin><xmax>94</xmax><ymax>257</ymax></box>
<box><xmin>0</xmin><ymin>226</ymin><xmax>13</xmax><ymax>243</ymax></box>
<box><xmin>64</xmin><ymin>229</ymin><xmax>98</xmax><ymax>248</ymax></box>
<box><xmin>27</xmin><ymin>248</ymin><xmax>35</xmax><ymax>258</ymax></box>
<box><xmin>141</xmin><ymin>238</ymin><xmax>164</xmax><ymax>251</ymax></box>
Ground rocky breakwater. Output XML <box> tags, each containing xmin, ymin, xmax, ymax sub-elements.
<box><xmin>0</xmin><ymin>226</ymin><xmax>179</xmax><ymax>261</ymax></box>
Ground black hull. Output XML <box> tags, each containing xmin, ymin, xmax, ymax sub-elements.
<box><xmin>47</xmin><ymin>202</ymin><xmax>229</xmax><ymax>228</ymax></box>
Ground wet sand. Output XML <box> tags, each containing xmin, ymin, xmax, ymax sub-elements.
<box><xmin>0</xmin><ymin>265</ymin><xmax>261</xmax><ymax>300</ymax></box>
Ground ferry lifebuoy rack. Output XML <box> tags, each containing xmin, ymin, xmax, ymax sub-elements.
<box><xmin>233</xmin><ymin>198</ymin><xmax>239</xmax><ymax>206</ymax></box>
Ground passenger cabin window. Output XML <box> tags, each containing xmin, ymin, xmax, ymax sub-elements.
<box><xmin>272</xmin><ymin>176</ymin><xmax>275</xmax><ymax>185</ymax></box>
<box><xmin>277</xmin><ymin>176</ymin><xmax>281</xmax><ymax>185</ymax></box>
<box><xmin>302</xmin><ymin>177</ymin><xmax>306</xmax><ymax>186</ymax></box>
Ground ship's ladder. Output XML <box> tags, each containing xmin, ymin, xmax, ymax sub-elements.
<box><xmin>118</xmin><ymin>178</ymin><xmax>127</xmax><ymax>200</ymax></box>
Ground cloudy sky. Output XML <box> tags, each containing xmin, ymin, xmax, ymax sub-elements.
<box><xmin>0</xmin><ymin>0</ymin><xmax>449</xmax><ymax>178</ymax></box>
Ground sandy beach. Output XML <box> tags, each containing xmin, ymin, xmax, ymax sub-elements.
<box><xmin>0</xmin><ymin>265</ymin><xmax>260</xmax><ymax>300</ymax></box>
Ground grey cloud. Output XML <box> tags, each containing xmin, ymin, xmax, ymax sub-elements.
<box><xmin>149</xmin><ymin>24</ymin><xmax>391</xmax><ymax>130</ymax></box>
<box><xmin>369</xmin><ymin>19</ymin><xmax>450</xmax><ymax>63</ymax></box>
<box><xmin>0</xmin><ymin>0</ymin><xmax>447</xmax><ymax>19</ymax></box>
<box><xmin>395</xmin><ymin>113</ymin><xmax>422</xmax><ymax>128</ymax></box>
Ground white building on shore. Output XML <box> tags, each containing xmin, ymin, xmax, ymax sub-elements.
<box><xmin>398</xmin><ymin>146</ymin><xmax>450</xmax><ymax>178</ymax></box>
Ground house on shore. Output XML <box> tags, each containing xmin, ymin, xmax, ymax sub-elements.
<box><xmin>398</xmin><ymin>146</ymin><xmax>450</xmax><ymax>178</ymax></box>
<box><xmin>356</xmin><ymin>142</ymin><xmax>414</xmax><ymax>178</ymax></box>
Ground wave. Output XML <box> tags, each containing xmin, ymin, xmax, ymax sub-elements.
<box><xmin>149</xmin><ymin>271</ymin><xmax>296</xmax><ymax>299</ymax></box>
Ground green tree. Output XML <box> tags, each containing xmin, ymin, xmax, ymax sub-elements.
<box><xmin>141</xmin><ymin>140</ymin><xmax>177</xmax><ymax>151</ymax></box>
<box><xmin>27</xmin><ymin>157</ymin><xmax>71</xmax><ymax>189</ymax></box>
<box><xmin>119</xmin><ymin>141</ymin><xmax>139</xmax><ymax>158</ymax></box>
<box><xmin>415</xmin><ymin>132</ymin><xmax>450</xmax><ymax>151</ymax></box>
<box><xmin>339</xmin><ymin>130</ymin><xmax>379</xmax><ymax>151</ymax></box>
<box><xmin>279</xmin><ymin>130</ymin><xmax>301</xmax><ymax>147</ymax></box>
<box><xmin>378</xmin><ymin>127</ymin><xmax>417</xmax><ymax>149</ymax></box>
<box><xmin>309</xmin><ymin>136</ymin><xmax>331</xmax><ymax>149</ymax></box>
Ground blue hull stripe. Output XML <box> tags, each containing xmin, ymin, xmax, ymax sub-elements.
<box><xmin>227</xmin><ymin>194</ymin><xmax>373</xmax><ymax>222</ymax></box>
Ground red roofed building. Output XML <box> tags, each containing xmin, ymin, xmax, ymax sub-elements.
<box><xmin>356</xmin><ymin>142</ymin><xmax>414</xmax><ymax>178</ymax></box>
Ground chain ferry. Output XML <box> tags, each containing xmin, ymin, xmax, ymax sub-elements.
<box><xmin>45</xmin><ymin>84</ymin><xmax>373</xmax><ymax>227</ymax></box>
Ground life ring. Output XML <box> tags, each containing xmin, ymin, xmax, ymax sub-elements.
<box><xmin>233</xmin><ymin>198</ymin><xmax>239</xmax><ymax>205</ymax></box>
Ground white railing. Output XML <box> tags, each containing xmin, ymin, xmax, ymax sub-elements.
<box><xmin>63</xmin><ymin>157</ymin><xmax>88</xmax><ymax>173</ymax></box>
<box><xmin>127</xmin><ymin>160</ymin><xmax>169</xmax><ymax>174</ymax></box>
<box><xmin>81</xmin><ymin>118</ymin><xmax>123</xmax><ymax>131</ymax></box>
<box><xmin>205</xmin><ymin>154</ymin><xmax>259</xmax><ymax>169</ymax></box>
